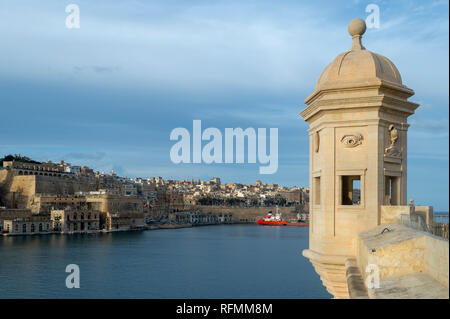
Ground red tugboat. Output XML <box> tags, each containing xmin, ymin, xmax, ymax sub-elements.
<box><xmin>257</xmin><ymin>209</ymin><xmax>309</xmax><ymax>226</ymax></box>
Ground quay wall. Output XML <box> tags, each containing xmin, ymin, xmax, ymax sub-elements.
<box><xmin>185</xmin><ymin>205</ymin><xmax>304</xmax><ymax>223</ymax></box>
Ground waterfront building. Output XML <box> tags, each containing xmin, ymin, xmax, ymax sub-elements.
<box><xmin>84</xmin><ymin>192</ymin><xmax>145</xmax><ymax>230</ymax></box>
<box><xmin>51</xmin><ymin>208</ymin><xmax>100</xmax><ymax>232</ymax></box>
<box><xmin>0</xmin><ymin>208</ymin><xmax>32</xmax><ymax>231</ymax></box>
<box><xmin>103</xmin><ymin>211</ymin><xmax>145</xmax><ymax>231</ymax></box>
<box><xmin>31</xmin><ymin>194</ymin><xmax>90</xmax><ymax>214</ymax></box>
<box><xmin>169</xmin><ymin>210</ymin><xmax>233</xmax><ymax>225</ymax></box>
<box><xmin>32</xmin><ymin>192</ymin><xmax>145</xmax><ymax>232</ymax></box>
<box><xmin>3</xmin><ymin>216</ymin><xmax>52</xmax><ymax>235</ymax></box>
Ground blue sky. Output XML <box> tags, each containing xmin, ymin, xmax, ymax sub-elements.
<box><xmin>0</xmin><ymin>0</ymin><xmax>448</xmax><ymax>210</ymax></box>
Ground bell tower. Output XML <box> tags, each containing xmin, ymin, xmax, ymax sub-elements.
<box><xmin>301</xmin><ymin>18</ymin><xmax>419</xmax><ymax>298</ymax></box>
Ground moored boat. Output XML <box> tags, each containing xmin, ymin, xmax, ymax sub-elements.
<box><xmin>257</xmin><ymin>210</ymin><xmax>309</xmax><ymax>226</ymax></box>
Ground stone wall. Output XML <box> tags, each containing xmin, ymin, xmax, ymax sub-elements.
<box><xmin>356</xmin><ymin>223</ymin><xmax>449</xmax><ymax>298</ymax></box>
<box><xmin>380</xmin><ymin>205</ymin><xmax>412</xmax><ymax>224</ymax></box>
<box><xmin>424</xmin><ymin>235</ymin><xmax>449</xmax><ymax>287</ymax></box>
<box><xmin>8</xmin><ymin>176</ymin><xmax>36</xmax><ymax>208</ymax></box>
<box><xmin>0</xmin><ymin>174</ymin><xmax>98</xmax><ymax>209</ymax></box>
<box><xmin>185</xmin><ymin>205</ymin><xmax>304</xmax><ymax>223</ymax></box>
<box><xmin>0</xmin><ymin>208</ymin><xmax>32</xmax><ymax>220</ymax></box>
<box><xmin>0</xmin><ymin>169</ymin><xmax>8</xmax><ymax>184</ymax></box>
<box><xmin>357</xmin><ymin>225</ymin><xmax>426</xmax><ymax>280</ymax></box>
<box><xmin>414</xmin><ymin>206</ymin><xmax>434</xmax><ymax>227</ymax></box>
<box><xmin>0</xmin><ymin>208</ymin><xmax>33</xmax><ymax>230</ymax></box>
<box><xmin>34</xmin><ymin>175</ymin><xmax>95</xmax><ymax>195</ymax></box>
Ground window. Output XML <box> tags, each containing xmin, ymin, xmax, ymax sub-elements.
<box><xmin>313</xmin><ymin>176</ymin><xmax>321</xmax><ymax>205</ymax></box>
<box><xmin>15</xmin><ymin>224</ymin><xmax>18</xmax><ymax>232</ymax></box>
<box><xmin>22</xmin><ymin>224</ymin><xmax>27</xmax><ymax>233</ymax></box>
<box><xmin>385</xmin><ymin>176</ymin><xmax>400</xmax><ymax>205</ymax></box>
<box><xmin>31</xmin><ymin>224</ymin><xmax>35</xmax><ymax>233</ymax></box>
<box><xmin>39</xmin><ymin>223</ymin><xmax>43</xmax><ymax>232</ymax></box>
<box><xmin>341</xmin><ymin>175</ymin><xmax>361</xmax><ymax>205</ymax></box>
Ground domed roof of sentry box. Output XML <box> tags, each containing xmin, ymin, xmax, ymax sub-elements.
<box><xmin>313</xmin><ymin>18</ymin><xmax>403</xmax><ymax>93</ymax></box>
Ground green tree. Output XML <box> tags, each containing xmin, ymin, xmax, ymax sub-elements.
<box><xmin>0</xmin><ymin>154</ymin><xmax>40</xmax><ymax>166</ymax></box>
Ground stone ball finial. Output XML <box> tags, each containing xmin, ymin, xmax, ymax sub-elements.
<box><xmin>348</xmin><ymin>18</ymin><xmax>366</xmax><ymax>37</ymax></box>
<box><xmin>348</xmin><ymin>18</ymin><xmax>366</xmax><ymax>50</ymax></box>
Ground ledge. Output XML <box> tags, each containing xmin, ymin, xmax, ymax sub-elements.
<box><xmin>345</xmin><ymin>258</ymin><xmax>369</xmax><ymax>299</ymax></box>
<box><xmin>302</xmin><ymin>249</ymin><xmax>353</xmax><ymax>265</ymax></box>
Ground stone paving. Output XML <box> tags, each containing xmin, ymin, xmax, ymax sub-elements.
<box><xmin>369</xmin><ymin>273</ymin><xmax>449</xmax><ymax>299</ymax></box>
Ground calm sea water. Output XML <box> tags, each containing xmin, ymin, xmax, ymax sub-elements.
<box><xmin>0</xmin><ymin>225</ymin><xmax>331</xmax><ymax>299</ymax></box>
<box><xmin>434</xmin><ymin>212</ymin><xmax>449</xmax><ymax>224</ymax></box>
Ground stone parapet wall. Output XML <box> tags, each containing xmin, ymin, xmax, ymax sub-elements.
<box><xmin>356</xmin><ymin>223</ymin><xmax>449</xmax><ymax>298</ymax></box>
<box><xmin>380</xmin><ymin>205</ymin><xmax>412</xmax><ymax>224</ymax></box>
<box><xmin>424</xmin><ymin>235</ymin><xmax>449</xmax><ymax>288</ymax></box>
<box><xmin>414</xmin><ymin>206</ymin><xmax>434</xmax><ymax>227</ymax></box>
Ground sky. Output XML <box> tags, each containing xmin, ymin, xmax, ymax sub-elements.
<box><xmin>0</xmin><ymin>0</ymin><xmax>448</xmax><ymax>211</ymax></box>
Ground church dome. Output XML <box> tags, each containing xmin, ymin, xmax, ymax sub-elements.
<box><xmin>314</xmin><ymin>18</ymin><xmax>403</xmax><ymax>92</ymax></box>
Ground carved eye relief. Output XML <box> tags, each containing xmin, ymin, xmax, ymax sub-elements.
<box><xmin>341</xmin><ymin>134</ymin><xmax>363</xmax><ymax>148</ymax></box>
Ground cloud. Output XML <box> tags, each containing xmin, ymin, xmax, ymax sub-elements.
<box><xmin>1</xmin><ymin>0</ymin><xmax>447</xmax><ymax>100</ymax></box>
<box><xmin>0</xmin><ymin>1</ymin><xmax>342</xmax><ymax>95</ymax></box>
<box><xmin>73</xmin><ymin>65</ymin><xmax>120</xmax><ymax>73</ymax></box>
<box><xmin>409</xmin><ymin>119</ymin><xmax>449</xmax><ymax>134</ymax></box>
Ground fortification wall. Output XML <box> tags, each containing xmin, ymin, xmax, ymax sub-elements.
<box><xmin>0</xmin><ymin>169</ymin><xmax>9</xmax><ymax>184</ymax></box>
<box><xmin>424</xmin><ymin>235</ymin><xmax>449</xmax><ymax>288</ymax></box>
<box><xmin>1</xmin><ymin>174</ymin><xmax>97</xmax><ymax>209</ymax></box>
<box><xmin>34</xmin><ymin>175</ymin><xmax>95</xmax><ymax>195</ymax></box>
<box><xmin>0</xmin><ymin>169</ymin><xmax>13</xmax><ymax>207</ymax></box>
<box><xmin>9</xmin><ymin>176</ymin><xmax>36</xmax><ymax>209</ymax></box>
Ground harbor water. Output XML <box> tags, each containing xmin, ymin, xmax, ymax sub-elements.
<box><xmin>0</xmin><ymin>224</ymin><xmax>331</xmax><ymax>298</ymax></box>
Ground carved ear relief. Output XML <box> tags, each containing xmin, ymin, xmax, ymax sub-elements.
<box><xmin>314</xmin><ymin>131</ymin><xmax>320</xmax><ymax>153</ymax></box>
<box><xmin>340</xmin><ymin>133</ymin><xmax>363</xmax><ymax>148</ymax></box>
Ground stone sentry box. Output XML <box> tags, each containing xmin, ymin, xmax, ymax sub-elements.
<box><xmin>301</xmin><ymin>18</ymin><xmax>419</xmax><ymax>298</ymax></box>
